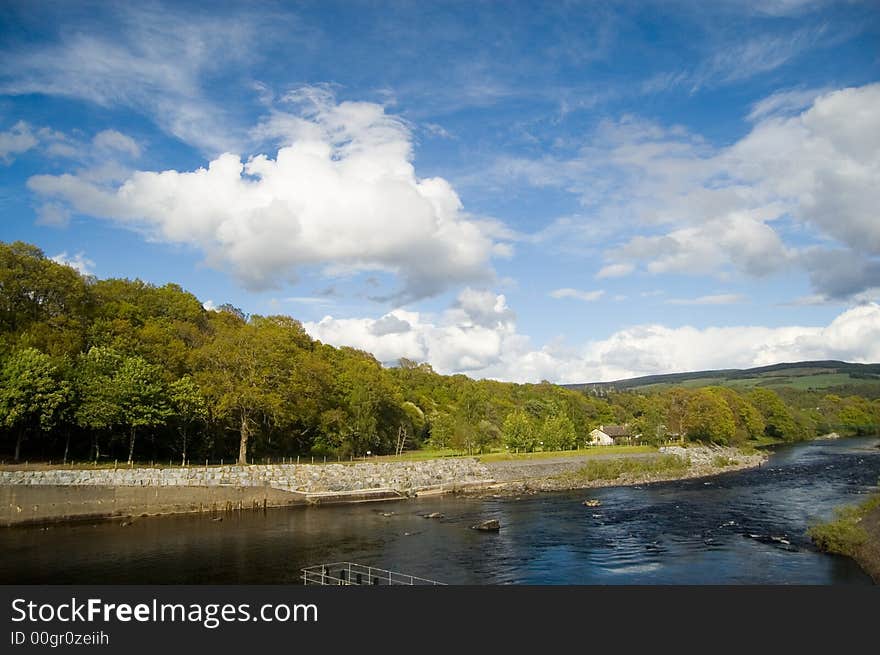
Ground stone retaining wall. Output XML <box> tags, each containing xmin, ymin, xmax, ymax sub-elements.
<box><xmin>0</xmin><ymin>458</ymin><xmax>492</xmax><ymax>494</ymax></box>
<box><xmin>0</xmin><ymin>458</ymin><xmax>494</xmax><ymax>526</ymax></box>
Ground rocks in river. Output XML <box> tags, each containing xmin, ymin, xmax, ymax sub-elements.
<box><xmin>582</xmin><ymin>499</ymin><xmax>601</xmax><ymax>507</ymax></box>
<box><xmin>472</xmin><ymin>519</ymin><xmax>500</xmax><ymax>532</ymax></box>
<box><xmin>422</xmin><ymin>512</ymin><xmax>444</xmax><ymax>519</ymax></box>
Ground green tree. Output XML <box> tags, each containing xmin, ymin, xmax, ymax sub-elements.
<box><xmin>0</xmin><ymin>348</ymin><xmax>69</xmax><ymax>460</ymax></box>
<box><xmin>428</xmin><ymin>411</ymin><xmax>455</xmax><ymax>449</ymax></box>
<box><xmin>169</xmin><ymin>375</ymin><xmax>208</xmax><ymax>465</ymax></box>
<box><xmin>748</xmin><ymin>388</ymin><xmax>801</xmax><ymax>441</ymax></box>
<box><xmin>75</xmin><ymin>346</ymin><xmax>123</xmax><ymax>460</ymax></box>
<box><xmin>538</xmin><ymin>412</ymin><xmax>577</xmax><ymax>450</ymax></box>
<box><xmin>683</xmin><ymin>389</ymin><xmax>736</xmax><ymax>444</ymax></box>
<box><xmin>196</xmin><ymin>315</ymin><xmax>305</xmax><ymax>464</ymax></box>
<box><xmin>116</xmin><ymin>356</ymin><xmax>170</xmax><ymax>464</ymax></box>
<box><xmin>502</xmin><ymin>410</ymin><xmax>536</xmax><ymax>452</ymax></box>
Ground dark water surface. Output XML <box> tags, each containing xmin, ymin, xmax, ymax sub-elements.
<box><xmin>2</xmin><ymin>437</ymin><xmax>879</xmax><ymax>584</ymax></box>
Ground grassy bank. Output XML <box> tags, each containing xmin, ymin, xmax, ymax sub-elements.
<box><xmin>477</xmin><ymin>445</ymin><xmax>655</xmax><ymax>463</ymax></box>
<box><xmin>555</xmin><ymin>454</ymin><xmax>689</xmax><ymax>484</ymax></box>
<box><xmin>810</xmin><ymin>490</ymin><xmax>880</xmax><ymax>582</ymax></box>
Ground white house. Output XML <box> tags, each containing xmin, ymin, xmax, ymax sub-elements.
<box><xmin>587</xmin><ymin>428</ymin><xmax>614</xmax><ymax>446</ymax></box>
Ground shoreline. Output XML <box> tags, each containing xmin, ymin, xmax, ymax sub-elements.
<box><xmin>810</xmin><ymin>491</ymin><xmax>880</xmax><ymax>584</ymax></box>
<box><xmin>468</xmin><ymin>445</ymin><xmax>766</xmax><ymax>497</ymax></box>
<box><xmin>0</xmin><ymin>446</ymin><xmax>766</xmax><ymax>527</ymax></box>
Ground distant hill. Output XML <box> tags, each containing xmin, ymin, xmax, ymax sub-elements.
<box><xmin>564</xmin><ymin>361</ymin><xmax>880</xmax><ymax>394</ymax></box>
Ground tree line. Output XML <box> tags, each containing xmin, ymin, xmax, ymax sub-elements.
<box><xmin>1</xmin><ymin>241</ymin><xmax>878</xmax><ymax>465</ymax></box>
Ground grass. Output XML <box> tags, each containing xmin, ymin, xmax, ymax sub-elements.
<box><xmin>556</xmin><ymin>454</ymin><xmax>689</xmax><ymax>484</ymax></box>
<box><xmin>476</xmin><ymin>445</ymin><xmax>655</xmax><ymax>463</ymax></box>
<box><xmin>370</xmin><ymin>448</ymin><xmax>461</xmax><ymax>462</ymax></box>
<box><xmin>712</xmin><ymin>455</ymin><xmax>736</xmax><ymax>468</ymax></box>
<box><xmin>809</xmin><ymin>492</ymin><xmax>880</xmax><ymax>558</ymax></box>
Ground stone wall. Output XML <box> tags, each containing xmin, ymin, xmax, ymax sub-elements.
<box><xmin>0</xmin><ymin>458</ymin><xmax>492</xmax><ymax>494</ymax></box>
<box><xmin>0</xmin><ymin>458</ymin><xmax>494</xmax><ymax>526</ymax></box>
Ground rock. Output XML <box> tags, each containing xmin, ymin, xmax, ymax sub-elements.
<box><xmin>423</xmin><ymin>512</ymin><xmax>444</xmax><ymax>519</ymax></box>
<box><xmin>472</xmin><ymin>519</ymin><xmax>500</xmax><ymax>532</ymax></box>
<box><xmin>582</xmin><ymin>499</ymin><xmax>601</xmax><ymax>507</ymax></box>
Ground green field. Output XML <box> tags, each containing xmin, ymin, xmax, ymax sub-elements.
<box><xmin>569</xmin><ymin>360</ymin><xmax>880</xmax><ymax>396</ymax></box>
<box><xmin>630</xmin><ymin>372</ymin><xmax>880</xmax><ymax>393</ymax></box>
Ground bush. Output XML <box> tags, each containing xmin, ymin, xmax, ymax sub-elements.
<box><xmin>809</xmin><ymin>493</ymin><xmax>880</xmax><ymax>557</ymax></box>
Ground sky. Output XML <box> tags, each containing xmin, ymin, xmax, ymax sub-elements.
<box><xmin>1</xmin><ymin>0</ymin><xmax>879</xmax><ymax>383</ymax></box>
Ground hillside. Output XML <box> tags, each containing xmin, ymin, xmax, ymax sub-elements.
<box><xmin>565</xmin><ymin>361</ymin><xmax>880</xmax><ymax>396</ymax></box>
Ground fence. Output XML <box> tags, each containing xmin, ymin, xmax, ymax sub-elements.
<box><xmin>301</xmin><ymin>562</ymin><xmax>445</xmax><ymax>586</ymax></box>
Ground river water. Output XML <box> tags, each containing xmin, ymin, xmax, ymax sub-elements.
<box><xmin>1</xmin><ymin>436</ymin><xmax>878</xmax><ymax>584</ymax></box>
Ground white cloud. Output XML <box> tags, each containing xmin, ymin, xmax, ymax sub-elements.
<box><xmin>549</xmin><ymin>288</ymin><xmax>605</xmax><ymax>302</ymax></box>
<box><xmin>666</xmin><ymin>294</ymin><xmax>747</xmax><ymax>306</ymax></box>
<box><xmin>28</xmin><ymin>91</ymin><xmax>505</xmax><ymax>302</ymax></box>
<box><xmin>0</xmin><ymin>6</ymin><xmax>286</xmax><ymax>153</ymax></box>
<box><xmin>307</xmin><ymin>295</ymin><xmax>880</xmax><ymax>383</ymax></box>
<box><xmin>51</xmin><ymin>251</ymin><xmax>94</xmax><ymax>275</ymax></box>
<box><xmin>500</xmin><ymin>83</ymin><xmax>880</xmax><ymax>299</ymax></box>
<box><xmin>596</xmin><ymin>262</ymin><xmax>634</xmax><ymax>278</ymax></box>
<box><xmin>747</xmin><ymin>87</ymin><xmax>825</xmax><ymax>121</ymax></box>
<box><xmin>93</xmin><ymin>130</ymin><xmax>141</xmax><ymax>158</ymax></box>
<box><xmin>282</xmin><ymin>296</ymin><xmax>334</xmax><ymax>305</ymax></box>
<box><xmin>0</xmin><ymin>121</ymin><xmax>37</xmax><ymax>162</ymax></box>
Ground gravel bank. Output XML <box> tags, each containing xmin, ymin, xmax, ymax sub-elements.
<box><xmin>474</xmin><ymin>446</ymin><xmax>767</xmax><ymax>495</ymax></box>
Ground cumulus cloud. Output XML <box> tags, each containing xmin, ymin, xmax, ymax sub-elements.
<box><xmin>305</xmin><ymin>287</ymin><xmax>880</xmax><ymax>383</ymax></box>
<box><xmin>504</xmin><ymin>83</ymin><xmax>880</xmax><ymax>301</ymax></box>
<box><xmin>306</xmin><ymin>288</ymin><xmax>517</xmax><ymax>373</ymax></box>
<box><xmin>304</xmin><ymin>294</ymin><xmax>880</xmax><ymax>383</ymax></box>
<box><xmin>27</xmin><ymin>91</ymin><xmax>504</xmax><ymax>302</ymax></box>
<box><xmin>549</xmin><ymin>288</ymin><xmax>605</xmax><ymax>302</ymax></box>
<box><xmin>51</xmin><ymin>251</ymin><xmax>95</xmax><ymax>275</ymax></box>
<box><xmin>0</xmin><ymin>121</ymin><xmax>38</xmax><ymax>162</ymax></box>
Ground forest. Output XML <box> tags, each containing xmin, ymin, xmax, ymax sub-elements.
<box><xmin>1</xmin><ymin>240</ymin><xmax>879</xmax><ymax>465</ymax></box>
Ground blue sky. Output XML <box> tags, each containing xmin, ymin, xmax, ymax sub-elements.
<box><xmin>1</xmin><ymin>0</ymin><xmax>879</xmax><ymax>382</ymax></box>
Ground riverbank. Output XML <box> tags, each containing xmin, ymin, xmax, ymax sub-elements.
<box><xmin>0</xmin><ymin>445</ymin><xmax>767</xmax><ymax>526</ymax></box>
<box><xmin>471</xmin><ymin>445</ymin><xmax>767</xmax><ymax>495</ymax></box>
<box><xmin>810</xmin><ymin>491</ymin><xmax>880</xmax><ymax>583</ymax></box>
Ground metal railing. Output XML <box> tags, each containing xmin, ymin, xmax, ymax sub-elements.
<box><xmin>301</xmin><ymin>562</ymin><xmax>445</xmax><ymax>586</ymax></box>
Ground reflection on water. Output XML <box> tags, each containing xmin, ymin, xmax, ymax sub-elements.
<box><xmin>1</xmin><ymin>437</ymin><xmax>878</xmax><ymax>584</ymax></box>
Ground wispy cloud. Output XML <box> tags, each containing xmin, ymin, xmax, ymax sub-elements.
<box><xmin>0</xmin><ymin>5</ymin><xmax>305</xmax><ymax>154</ymax></box>
<box><xmin>549</xmin><ymin>288</ymin><xmax>605</xmax><ymax>302</ymax></box>
<box><xmin>666</xmin><ymin>294</ymin><xmax>747</xmax><ymax>306</ymax></box>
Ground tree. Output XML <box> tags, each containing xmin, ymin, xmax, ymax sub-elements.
<box><xmin>116</xmin><ymin>355</ymin><xmax>170</xmax><ymax>464</ymax></box>
<box><xmin>428</xmin><ymin>412</ymin><xmax>455</xmax><ymax>449</ymax></box>
<box><xmin>502</xmin><ymin>411</ymin><xmax>536</xmax><ymax>452</ymax></box>
<box><xmin>748</xmin><ymin>388</ymin><xmax>800</xmax><ymax>441</ymax></box>
<box><xmin>538</xmin><ymin>412</ymin><xmax>577</xmax><ymax>451</ymax></box>
<box><xmin>682</xmin><ymin>389</ymin><xmax>736</xmax><ymax>444</ymax></box>
<box><xmin>75</xmin><ymin>346</ymin><xmax>123</xmax><ymax>460</ymax></box>
<box><xmin>0</xmin><ymin>348</ymin><xmax>69</xmax><ymax>460</ymax></box>
<box><xmin>707</xmin><ymin>387</ymin><xmax>765</xmax><ymax>443</ymax></box>
<box><xmin>169</xmin><ymin>376</ymin><xmax>208</xmax><ymax>465</ymax></box>
<box><xmin>196</xmin><ymin>315</ymin><xmax>302</xmax><ymax>464</ymax></box>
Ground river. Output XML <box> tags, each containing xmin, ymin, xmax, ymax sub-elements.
<box><xmin>1</xmin><ymin>436</ymin><xmax>878</xmax><ymax>584</ymax></box>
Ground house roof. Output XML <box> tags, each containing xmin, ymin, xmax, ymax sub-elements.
<box><xmin>601</xmin><ymin>425</ymin><xmax>630</xmax><ymax>437</ymax></box>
